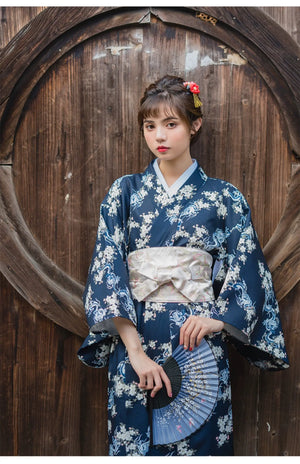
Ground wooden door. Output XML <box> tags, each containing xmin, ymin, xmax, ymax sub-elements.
<box><xmin>0</xmin><ymin>6</ymin><xmax>299</xmax><ymax>455</ymax></box>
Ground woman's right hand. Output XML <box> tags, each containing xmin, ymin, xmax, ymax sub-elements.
<box><xmin>128</xmin><ymin>347</ymin><xmax>172</xmax><ymax>399</ymax></box>
<box><xmin>113</xmin><ymin>317</ymin><xmax>172</xmax><ymax>398</ymax></box>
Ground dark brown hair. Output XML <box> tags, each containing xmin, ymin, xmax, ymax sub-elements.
<box><xmin>138</xmin><ymin>75</ymin><xmax>203</xmax><ymax>143</ymax></box>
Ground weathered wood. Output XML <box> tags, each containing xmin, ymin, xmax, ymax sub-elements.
<box><xmin>229</xmin><ymin>346</ymin><xmax>260</xmax><ymax>455</ymax></box>
<box><xmin>257</xmin><ymin>282</ymin><xmax>300</xmax><ymax>456</ymax></box>
<box><xmin>0</xmin><ymin>7</ymin><xmax>109</xmax><ymax>103</ymax></box>
<box><xmin>260</xmin><ymin>6</ymin><xmax>300</xmax><ymax>44</ymax></box>
<box><xmin>153</xmin><ymin>6</ymin><xmax>300</xmax><ymax>157</ymax></box>
<box><xmin>0</xmin><ymin>7</ymin><xmax>150</xmax><ymax>162</ymax></box>
<box><xmin>0</xmin><ymin>271</ymin><xmax>15</xmax><ymax>455</ymax></box>
<box><xmin>0</xmin><ymin>272</ymin><xmax>108</xmax><ymax>455</ymax></box>
<box><xmin>263</xmin><ymin>167</ymin><xmax>300</xmax><ymax>301</ymax></box>
<box><xmin>0</xmin><ymin>166</ymin><xmax>87</xmax><ymax>337</ymax></box>
<box><xmin>0</xmin><ymin>6</ymin><xmax>46</xmax><ymax>49</ymax></box>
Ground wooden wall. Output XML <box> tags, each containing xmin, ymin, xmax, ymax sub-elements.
<box><xmin>0</xmin><ymin>6</ymin><xmax>299</xmax><ymax>456</ymax></box>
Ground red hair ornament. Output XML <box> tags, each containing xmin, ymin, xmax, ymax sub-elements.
<box><xmin>183</xmin><ymin>81</ymin><xmax>202</xmax><ymax>109</ymax></box>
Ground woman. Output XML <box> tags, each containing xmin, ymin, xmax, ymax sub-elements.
<box><xmin>78</xmin><ymin>75</ymin><xmax>289</xmax><ymax>456</ymax></box>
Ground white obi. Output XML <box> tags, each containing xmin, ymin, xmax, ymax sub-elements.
<box><xmin>127</xmin><ymin>247</ymin><xmax>215</xmax><ymax>303</ymax></box>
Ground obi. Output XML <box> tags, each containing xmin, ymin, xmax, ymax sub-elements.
<box><xmin>127</xmin><ymin>247</ymin><xmax>215</xmax><ymax>303</ymax></box>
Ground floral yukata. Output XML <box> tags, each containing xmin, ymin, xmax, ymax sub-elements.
<box><xmin>78</xmin><ymin>160</ymin><xmax>289</xmax><ymax>456</ymax></box>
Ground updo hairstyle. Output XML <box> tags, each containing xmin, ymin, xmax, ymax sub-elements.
<box><xmin>138</xmin><ymin>75</ymin><xmax>203</xmax><ymax>143</ymax></box>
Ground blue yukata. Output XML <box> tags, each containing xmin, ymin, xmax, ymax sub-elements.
<box><xmin>78</xmin><ymin>160</ymin><xmax>289</xmax><ymax>456</ymax></box>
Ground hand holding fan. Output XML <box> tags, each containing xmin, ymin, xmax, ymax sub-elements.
<box><xmin>148</xmin><ymin>338</ymin><xmax>219</xmax><ymax>445</ymax></box>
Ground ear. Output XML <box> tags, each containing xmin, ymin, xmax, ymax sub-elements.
<box><xmin>190</xmin><ymin>118</ymin><xmax>202</xmax><ymax>135</ymax></box>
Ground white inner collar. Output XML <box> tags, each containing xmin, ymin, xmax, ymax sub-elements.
<box><xmin>153</xmin><ymin>159</ymin><xmax>197</xmax><ymax>196</ymax></box>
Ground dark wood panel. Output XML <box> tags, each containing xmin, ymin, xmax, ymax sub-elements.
<box><xmin>0</xmin><ymin>272</ymin><xmax>108</xmax><ymax>455</ymax></box>
<box><xmin>0</xmin><ymin>272</ymin><xmax>15</xmax><ymax>455</ymax></box>
<box><xmin>257</xmin><ymin>282</ymin><xmax>300</xmax><ymax>456</ymax></box>
<box><xmin>260</xmin><ymin>7</ymin><xmax>300</xmax><ymax>45</ymax></box>
<box><xmin>264</xmin><ymin>167</ymin><xmax>300</xmax><ymax>301</ymax></box>
<box><xmin>229</xmin><ymin>348</ymin><xmax>259</xmax><ymax>456</ymax></box>
<box><xmin>0</xmin><ymin>6</ymin><xmax>45</xmax><ymax>50</ymax></box>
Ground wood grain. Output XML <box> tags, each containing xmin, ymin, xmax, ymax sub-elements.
<box><xmin>257</xmin><ymin>282</ymin><xmax>300</xmax><ymax>456</ymax></box>
<box><xmin>0</xmin><ymin>271</ymin><xmax>108</xmax><ymax>456</ymax></box>
<box><xmin>263</xmin><ymin>167</ymin><xmax>300</xmax><ymax>301</ymax></box>
<box><xmin>0</xmin><ymin>166</ymin><xmax>86</xmax><ymax>337</ymax></box>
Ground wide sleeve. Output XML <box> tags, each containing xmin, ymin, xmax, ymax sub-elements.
<box><xmin>212</xmin><ymin>190</ymin><xmax>289</xmax><ymax>371</ymax></box>
<box><xmin>77</xmin><ymin>177</ymin><xmax>136</xmax><ymax>368</ymax></box>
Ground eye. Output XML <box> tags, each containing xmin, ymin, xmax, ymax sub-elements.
<box><xmin>167</xmin><ymin>122</ymin><xmax>177</xmax><ymax>128</ymax></box>
<box><xmin>144</xmin><ymin>123</ymin><xmax>155</xmax><ymax>131</ymax></box>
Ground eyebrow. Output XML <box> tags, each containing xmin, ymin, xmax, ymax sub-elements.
<box><xmin>143</xmin><ymin>116</ymin><xmax>179</xmax><ymax>124</ymax></box>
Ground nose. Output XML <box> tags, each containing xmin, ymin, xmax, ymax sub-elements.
<box><xmin>155</xmin><ymin>126</ymin><xmax>167</xmax><ymax>142</ymax></box>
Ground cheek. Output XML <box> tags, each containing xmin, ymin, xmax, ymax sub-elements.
<box><xmin>144</xmin><ymin>133</ymin><xmax>154</xmax><ymax>146</ymax></box>
<box><xmin>174</xmin><ymin>130</ymin><xmax>190</xmax><ymax>145</ymax></box>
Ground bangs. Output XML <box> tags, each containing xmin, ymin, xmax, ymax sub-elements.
<box><xmin>138</xmin><ymin>93</ymin><xmax>186</xmax><ymax>128</ymax></box>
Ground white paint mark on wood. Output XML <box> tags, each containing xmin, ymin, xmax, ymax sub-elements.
<box><xmin>93</xmin><ymin>52</ymin><xmax>107</xmax><ymax>60</ymax></box>
<box><xmin>106</xmin><ymin>46</ymin><xmax>133</xmax><ymax>56</ymax></box>
<box><xmin>64</xmin><ymin>172</ymin><xmax>72</xmax><ymax>180</ymax></box>
<box><xmin>200</xmin><ymin>49</ymin><xmax>247</xmax><ymax>67</ymax></box>
<box><xmin>200</xmin><ymin>55</ymin><xmax>216</xmax><ymax>66</ymax></box>
<box><xmin>185</xmin><ymin>50</ymin><xmax>199</xmax><ymax>71</ymax></box>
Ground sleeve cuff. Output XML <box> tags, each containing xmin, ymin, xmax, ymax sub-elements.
<box><xmin>223</xmin><ymin>322</ymin><xmax>249</xmax><ymax>344</ymax></box>
<box><xmin>90</xmin><ymin>318</ymin><xmax>119</xmax><ymax>335</ymax></box>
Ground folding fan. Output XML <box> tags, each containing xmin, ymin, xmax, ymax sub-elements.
<box><xmin>148</xmin><ymin>338</ymin><xmax>219</xmax><ymax>445</ymax></box>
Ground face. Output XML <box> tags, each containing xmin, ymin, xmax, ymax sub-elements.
<box><xmin>143</xmin><ymin>105</ymin><xmax>201</xmax><ymax>165</ymax></box>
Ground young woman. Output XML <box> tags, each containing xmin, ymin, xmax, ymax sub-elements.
<box><xmin>78</xmin><ymin>75</ymin><xmax>289</xmax><ymax>456</ymax></box>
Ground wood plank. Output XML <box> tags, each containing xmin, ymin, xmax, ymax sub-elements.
<box><xmin>0</xmin><ymin>272</ymin><xmax>15</xmax><ymax>455</ymax></box>
<box><xmin>0</xmin><ymin>6</ymin><xmax>46</xmax><ymax>49</ymax></box>
<box><xmin>0</xmin><ymin>166</ymin><xmax>87</xmax><ymax>337</ymax></box>
<box><xmin>152</xmin><ymin>7</ymin><xmax>300</xmax><ymax>157</ymax></box>
<box><xmin>0</xmin><ymin>7</ymin><xmax>109</xmax><ymax>103</ymax></box>
<box><xmin>259</xmin><ymin>7</ymin><xmax>300</xmax><ymax>45</ymax></box>
<box><xmin>263</xmin><ymin>167</ymin><xmax>300</xmax><ymax>301</ymax></box>
<box><xmin>0</xmin><ymin>7</ymin><xmax>150</xmax><ymax>162</ymax></box>
<box><xmin>0</xmin><ymin>271</ymin><xmax>108</xmax><ymax>455</ymax></box>
<box><xmin>257</xmin><ymin>282</ymin><xmax>300</xmax><ymax>456</ymax></box>
<box><xmin>229</xmin><ymin>346</ymin><xmax>259</xmax><ymax>455</ymax></box>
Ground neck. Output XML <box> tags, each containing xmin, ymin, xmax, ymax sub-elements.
<box><xmin>158</xmin><ymin>156</ymin><xmax>193</xmax><ymax>186</ymax></box>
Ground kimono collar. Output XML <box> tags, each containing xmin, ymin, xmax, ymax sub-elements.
<box><xmin>153</xmin><ymin>158</ymin><xmax>198</xmax><ymax>196</ymax></box>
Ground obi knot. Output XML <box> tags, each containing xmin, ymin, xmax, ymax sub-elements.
<box><xmin>127</xmin><ymin>247</ymin><xmax>215</xmax><ymax>303</ymax></box>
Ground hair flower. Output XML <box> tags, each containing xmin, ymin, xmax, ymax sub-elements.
<box><xmin>184</xmin><ymin>81</ymin><xmax>200</xmax><ymax>94</ymax></box>
<box><xmin>183</xmin><ymin>81</ymin><xmax>202</xmax><ymax>108</ymax></box>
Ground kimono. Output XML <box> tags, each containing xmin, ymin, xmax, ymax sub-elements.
<box><xmin>78</xmin><ymin>160</ymin><xmax>289</xmax><ymax>456</ymax></box>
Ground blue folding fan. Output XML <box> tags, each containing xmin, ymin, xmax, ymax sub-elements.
<box><xmin>148</xmin><ymin>338</ymin><xmax>219</xmax><ymax>445</ymax></box>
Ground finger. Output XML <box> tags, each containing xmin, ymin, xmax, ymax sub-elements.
<box><xmin>150</xmin><ymin>373</ymin><xmax>163</xmax><ymax>398</ymax></box>
<box><xmin>180</xmin><ymin>321</ymin><xmax>190</xmax><ymax>348</ymax></box>
<box><xmin>161</xmin><ymin>370</ymin><xmax>172</xmax><ymax>398</ymax></box>
<box><xmin>138</xmin><ymin>374</ymin><xmax>147</xmax><ymax>389</ymax></box>
<box><xmin>179</xmin><ymin>317</ymin><xmax>192</xmax><ymax>345</ymax></box>
<box><xmin>183</xmin><ymin>322</ymin><xmax>196</xmax><ymax>350</ymax></box>
<box><xmin>189</xmin><ymin>327</ymin><xmax>199</xmax><ymax>351</ymax></box>
<box><xmin>144</xmin><ymin>376</ymin><xmax>153</xmax><ymax>390</ymax></box>
<box><xmin>196</xmin><ymin>328</ymin><xmax>206</xmax><ymax>346</ymax></box>
<box><xmin>179</xmin><ymin>323</ymin><xmax>186</xmax><ymax>345</ymax></box>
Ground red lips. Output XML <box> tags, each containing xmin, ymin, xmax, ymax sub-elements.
<box><xmin>157</xmin><ymin>146</ymin><xmax>169</xmax><ymax>153</ymax></box>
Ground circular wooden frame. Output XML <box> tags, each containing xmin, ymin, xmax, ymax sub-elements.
<box><xmin>0</xmin><ymin>7</ymin><xmax>299</xmax><ymax>336</ymax></box>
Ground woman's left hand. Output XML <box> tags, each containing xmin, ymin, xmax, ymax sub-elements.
<box><xmin>179</xmin><ymin>316</ymin><xmax>224</xmax><ymax>351</ymax></box>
